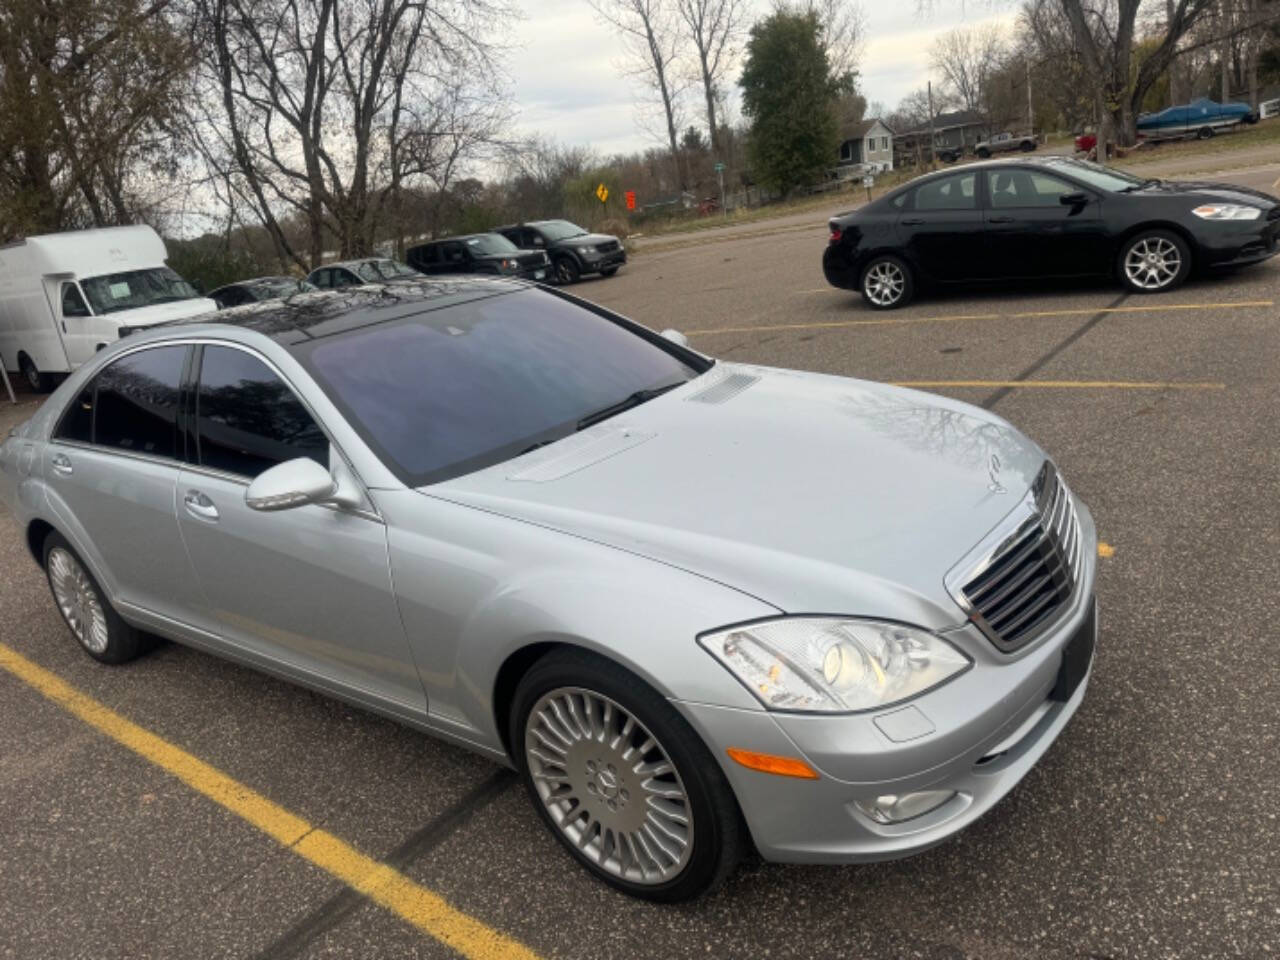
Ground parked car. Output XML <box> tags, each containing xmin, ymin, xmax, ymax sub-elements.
<box><xmin>493</xmin><ymin>220</ymin><xmax>626</xmax><ymax>284</ymax></box>
<box><xmin>936</xmin><ymin>147</ymin><xmax>964</xmax><ymax>163</ymax></box>
<box><xmin>208</xmin><ymin>276</ymin><xmax>317</xmax><ymax>310</ymax></box>
<box><xmin>1137</xmin><ymin>98</ymin><xmax>1258</xmax><ymax>140</ymax></box>
<box><xmin>0</xmin><ymin>225</ymin><xmax>215</xmax><ymax>392</ymax></box>
<box><xmin>2</xmin><ymin>278</ymin><xmax>1097</xmax><ymax>901</ymax></box>
<box><xmin>405</xmin><ymin>233</ymin><xmax>549</xmax><ymax>281</ymax></box>
<box><xmin>306</xmin><ymin>258</ymin><xmax>421</xmax><ymax>290</ymax></box>
<box><xmin>823</xmin><ymin>156</ymin><xmax>1280</xmax><ymax>309</ymax></box>
<box><xmin>974</xmin><ymin>132</ymin><xmax>1037</xmax><ymax>157</ymax></box>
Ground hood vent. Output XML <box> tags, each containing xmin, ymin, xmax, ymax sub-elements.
<box><xmin>686</xmin><ymin>371</ymin><xmax>759</xmax><ymax>405</ymax></box>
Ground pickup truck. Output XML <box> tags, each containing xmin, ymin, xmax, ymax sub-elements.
<box><xmin>974</xmin><ymin>132</ymin><xmax>1037</xmax><ymax>157</ymax></box>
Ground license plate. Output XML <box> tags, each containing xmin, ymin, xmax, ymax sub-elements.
<box><xmin>534</xmin><ymin>269</ymin><xmax>546</xmax><ymax>280</ymax></box>
<box><xmin>1050</xmin><ymin>598</ymin><xmax>1096</xmax><ymax>701</ymax></box>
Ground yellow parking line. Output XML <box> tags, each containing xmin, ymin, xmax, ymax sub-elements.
<box><xmin>687</xmin><ymin>299</ymin><xmax>1274</xmax><ymax>336</ymax></box>
<box><xmin>892</xmin><ymin>380</ymin><xmax>1224</xmax><ymax>390</ymax></box>
<box><xmin>0</xmin><ymin>642</ymin><xmax>540</xmax><ymax>960</ymax></box>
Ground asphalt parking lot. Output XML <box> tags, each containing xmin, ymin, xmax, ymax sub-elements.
<box><xmin>3</xmin><ymin>197</ymin><xmax>1280</xmax><ymax>958</ymax></box>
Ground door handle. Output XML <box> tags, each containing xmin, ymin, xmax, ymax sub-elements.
<box><xmin>51</xmin><ymin>453</ymin><xmax>73</xmax><ymax>476</ymax></box>
<box><xmin>183</xmin><ymin>489</ymin><xmax>220</xmax><ymax>522</ymax></box>
<box><xmin>989</xmin><ymin>215</ymin><xmax>1015</xmax><ymax>223</ymax></box>
<box><xmin>901</xmin><ymin>217</ymin><xmax>925</xmax><ymax>225</ymax></box>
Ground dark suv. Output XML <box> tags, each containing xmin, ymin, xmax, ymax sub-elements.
<box><xmin>406</xmin><ymin>233</ymin><xmax>549</xmax><ymax>281</ymax></box>
<box><xmin>493</xmin><ymin>220</ymin><xmax>626</xmax><ymax>284</ymax></box>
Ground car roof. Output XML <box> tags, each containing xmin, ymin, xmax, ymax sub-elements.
<box><xmin>316</xmin><ymin>258</ymin><xmax>396</xmax><ymax>272</ymax></box>
<box><xmin>416</xmin><ymin>233</ymin><xmax>499</xmax><ymax>246</ymax></box>
<box><xmin>153</xmin><ymin>277</ymin><xmax>528</xmax><ymax>348</ymax></box>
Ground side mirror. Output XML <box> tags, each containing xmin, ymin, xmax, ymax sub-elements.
<box><xmin>1060</xmin><ymin>192</ymin><xmax>1089</xmax><ymax>207</ymax></box>
<box><xmin>660</xmin><ymin>328</ymin><xmax>689</xmax><ymax>347</ymax></box>
<box><xmin>246</xmin><ymin>457</ymin><xmax>340</xmax><ymax>511</ymax></box>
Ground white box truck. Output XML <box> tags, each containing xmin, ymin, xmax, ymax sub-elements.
<box><xmin>0</xmin><ymin>225</ymin><xmax>216</xmax><ymax>391</ymax></box>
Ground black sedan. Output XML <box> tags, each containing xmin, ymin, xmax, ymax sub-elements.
<box><xmin>405</xmin><ymin>233</ymin><xmax>550</xmax><ymax>281</ymax></box>
<box><xmin>823</xmin><ymin>156</ymin><xmax>1280</xmax><ymax>309</ymax></box>
<box><xmin>208</xmin><ymin>276</ymin><xmax>316</xmax><ymax>309</ymax></box>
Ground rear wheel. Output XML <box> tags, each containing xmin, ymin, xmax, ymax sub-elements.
<box><xmin>1196</xmin><ymin>126</ymin><xmax>1214</xmax><ymax>140</ymax></box>
<box><xmin>1118</xmin><ymin>230</ymin><xmax>1190</xmax><ymax>294</ymax></box>
<box><xmin>511</xmin><ymin>648</ymin><xmax>743</xmax><ymax>902</ymax></box>
<box><xmin>19</xmin><ymin>354</ymin><xmax>53</xmax><ymax>392</ymax></box>
<box><xmin>860</xmin><ymin>254</ymin><xmax>914</xmax><ymax>310</ymax></box>
<box><xmin>553</xmin><ymin>257</ymin><xmax>580</xmax><ymax>285</ymax></box>
<box><xmin>1020</xmin><ymin>140</ymin><xmax>1035</xmax><ymax>152</ymax></box>
<box><xmin>43</xmin><ymin>532</ymin><xmax>150</xmax><ymax>664</ymax></box>
<box><xmin>976</xmin><ymin>147</ymin><xmax>991</xmax><ymax>158</ymax></box>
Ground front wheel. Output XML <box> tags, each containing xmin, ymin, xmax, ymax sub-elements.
<box><xmin>553</xmin><ymin>257</ymin><xmax>580</xmax><ymax>285</ymax></box>
<box><xmin>860</xmin><ymin>254</ymin><xmax>914</xmax><ymax>310</ymax></box>
<box><xmin>976</xmin><ymin>147</ymin><xmax>991</xmax><ymax>158</ymax></box>
<box><xmin>1020</xmin><ymin>140</ymin><xmax>1035</xmax><ymax>152</ymax></box>
<box><xmin>1119</xmin><ymin>230</ymin><xmax>1190</xmax><ymax>294</ymax></box>
<box><xmin>1196</xmin><ymin>126</ymin><xmax>1214</xmax><ymax>140</ymax></box>
<box><xmin>511</xmin><ymin>649</ymin><xmax>744</xmax><ymax>902</ymax></box>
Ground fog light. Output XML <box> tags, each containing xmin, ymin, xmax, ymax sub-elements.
<box><xmin>855</xmin><ymin>790</ymin><xmax>956</xmax><ymax>824</ymax></box>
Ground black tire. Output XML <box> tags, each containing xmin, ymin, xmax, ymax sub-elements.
<box><xmin>510</xmin><ymin>647</ymin><xmax>744</xmax><ymax>902</ymax></box>
<box><xmin>860</xmin><ymin>254</ymin><xmax>915</xmax><ymax>310</ymax></box>
<box><xmin>553</xmin><ymin>257</ymin><xmax>580</xmax><ymax>285</ymax></box>
<box><xmin>19</xmin><ymin>354</ymin><xmax>54</xmax><ymax>392</ymax></box>
<box><xmin>42</xmin><ymin>531</ymin><xmax>150</xmax><ymax>664</ymax></box>
<box><xmin>976</xmin><ymin>147</ymin><xmax>991</xmax><ymax>158</ymax></box>
<box><xmin>601</xmin><ymin>266</ymin><xmax>619</xmax><ymax>277</ymax></box>
<box><xmin>1196</xmin><ymin>126</ymin><xmax>1214</xmax><ymax>140</ymax></box>
<box><xmin>1117</xmin><ymin>229</ymin><xmax>1191</xmax><ymax>295</ymax></box>
<box><xmin>1020</xmin><ymin>140</ymin><xmax>1035</xmax><ymax>152</ymax></box>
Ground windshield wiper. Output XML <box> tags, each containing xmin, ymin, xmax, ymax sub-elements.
<box><xmin>576</xmin><ymin>381</ymin><xmax>685</xmax><ymax>431</ymax></box>
<box><xmin>1120</xmin><ymin>178</ymin><xmax>1161</xmax><ymax>193</ymax></box>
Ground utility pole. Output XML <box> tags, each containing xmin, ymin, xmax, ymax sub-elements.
<box><xmin>927</xmin><ymin>81</ymin><xmax>937</xmax><ymax>171</ymax></box>
<box><xmin>1026</xmin><ymin>58</ymin><xmax>1034</xmax><ymax>138</ymax></box>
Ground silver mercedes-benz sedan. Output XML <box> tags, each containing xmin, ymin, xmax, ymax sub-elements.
<box><xmin>0</xmin><ymin>279</ymin><xmax>1096</xmax><ymax>901</ymax></box>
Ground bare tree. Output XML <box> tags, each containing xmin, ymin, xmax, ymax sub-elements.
<box><xmin>929</xmin><ymin>24</ymin><xmax>1007</xmax><ymax>119</ymax></box>
<box><xmin>589</xmin><ymin>0</ymin><xmax>688</xmax><ymax>189</ymax></box>
<box><xmin>675</xmin><ymin>0</ymin><xmax>747</xmax><ymax>158</ymax></box>
<box><xmin>777</xmin><ymin>0</ymin><xmax>865</xmax><ymax>80</ymax></box>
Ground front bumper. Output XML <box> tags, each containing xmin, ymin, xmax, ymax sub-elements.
<box><xmin>675</xmin><ymin>508</ymin><xmax>1099</xmax><ymax>864</ymax></box>
<box><xmin>583</xmin><ymin>250</ymin><xmax>627</xmax><ymax>274</ymax></box>
<box><xmin>1198</xmin><ymin>216</ymin><xmax>1280</xmax><ymax>269</ymax></box>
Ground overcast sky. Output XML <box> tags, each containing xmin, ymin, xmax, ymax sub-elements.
<box><xmin>506</xmin><ymin>0</ymin><xmax>1018</xmax><ymax>157</ymax></box>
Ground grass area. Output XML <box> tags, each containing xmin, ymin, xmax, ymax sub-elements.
<box><xmin>631</xmin><ymin>169</ymin><xmax>917</xmax><ymax>240</ymax></box>
<box><xmin>1113</xmin><ymin>117</ymin><xmax>1280</xmax><ymax>168</ymax></box>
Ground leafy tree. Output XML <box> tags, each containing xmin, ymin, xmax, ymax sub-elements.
<box><xmin>739</xmin><ymin>9</ymin><xmax>852</xmax><ymax>194</ymax></box>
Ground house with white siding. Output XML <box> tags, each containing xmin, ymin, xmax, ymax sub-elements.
<box><xmin>836</xmin><ymin>118</ymin><xmax>894</xmax><ymax>172</ymax></box>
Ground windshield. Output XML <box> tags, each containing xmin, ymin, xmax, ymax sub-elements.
<box><xmin>248</xmin><ymin>278</ymin><xmax>314</xmax><ymax>300</ymax></box>
<box><xmin>1047</xmin><ymin>159</ymin><xmax>1145</xmax><ymax>193</ymax></box>
<box><xmin>535</xmin><ymin>220</ymin><xmax>589</xmax><ymax>242</ymax></box>
<box><xmin>465</xmin><ymin>234</ymin><xmax>519</xmax><ymax>256</ymax></box>
<box><xmin>80</xmin><ymin>267</ymin><xmax>200</xmax><ymax>315</ymax></box>
<box><xmin>297</xmin><ymin>288</ymin><xmax>704</xmax><ymax>485</ymax></box>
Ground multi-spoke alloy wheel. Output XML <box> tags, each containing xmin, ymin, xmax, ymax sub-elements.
<box><xmin>48</xmin><ymin>547</ymin><xmax>110</xmax><ymax>655</ymax></box>
<box><xmin>861</xmin><ymin>256</ymin><xmax>913</xmax><ymax>309</ymax></box>
<box><xmin>1124</xmin><ymin>237</ymin><xmax>1181</xmax><ymax>290</ymax></box>
<box><xmin>525</xmin><ymin>686</ymin><xmax>694</xmax><ymax>885</ymax></box>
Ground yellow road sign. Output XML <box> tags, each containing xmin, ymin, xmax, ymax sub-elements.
<box><xmin>595</xmin><ymin>183</ymin><xmax>609</xmax><ymax>203</ymax></box>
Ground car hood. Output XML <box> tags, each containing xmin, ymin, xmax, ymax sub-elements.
<box><xmin>551</xmin><ymin>233</ymin><xmax>617</xmax><ymax>248</ymax></box>
<box><xmin>425</xmin><ymin>364</ymin><xmax>1048</xmax><ymax>628</ymax></box>
<box><xmin>112</xmin><ymin>297</ymin><xmax>218</xmax><ymax>328</ymax></box>
<box><xmin>1136</xmin><ymin>179</ymin><xmax>1278</xmax><ymax>208</ymax></box>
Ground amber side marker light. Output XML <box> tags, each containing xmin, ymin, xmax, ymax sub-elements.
<box><xmin>727</xmin><ymin>747</ymin><xmax>820</xmax><ymax>780</ymax></box>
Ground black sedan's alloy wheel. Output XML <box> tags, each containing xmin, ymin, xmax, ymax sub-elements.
<box><xmin>1119</xmin><ymin>230</ymin><xmax>1190</xmax><ymax>294</ymax></box>
<box><xmin>511</xmin><ymin>648</ymin><xmax>743</xmax><ymax>902</ymax></box>
<box><xmin>861</xmin><ymin>255</ymin><xmax>914</xmax><ymax>310</ymax></box>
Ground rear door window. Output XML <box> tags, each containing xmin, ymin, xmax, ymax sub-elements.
<box><xmin>195</xmin><ymin>346</ymin><xmax>329</xmax><ymax>478</ymax></box>
<box><xmin>913</xmin><ymin>173</ymin><xmax>978</xmax><ymax>211</ymax></box>
<box><xmin>56</xmin><ymin>345</ymin><xmax>187</xmax><ymax>459</ymax></box>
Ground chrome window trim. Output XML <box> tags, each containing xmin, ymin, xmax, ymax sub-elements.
<box><xmin>49</xmin><ymin>336</ymin><xmax>383</xmax><ymax>523</ymax></box>
<box><xmin>48</xmin><ymin>438</ymin><xmax>183</xmax><ymax>473</ymax></box>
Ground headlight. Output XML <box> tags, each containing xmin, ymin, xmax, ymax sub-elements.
<box><xmin>576</xmin><ymin>245</ymin><xmax>593</xmax><ymax>256</ymax></box>
<box><xmin>1191</xmin><ymin>203</ymin><xmax>1261</xmax><ymax>220</ymax></box>
<box><xmin>698</xmin><ymin>618</ymin><xmax>970</xmax><ymax>713</ymax></box>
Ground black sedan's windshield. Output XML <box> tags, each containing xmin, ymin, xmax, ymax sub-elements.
<box><xmin>466</xmin><ymin>234</ymin><xmax>519</xmax><ymax>255</ymax></box>
<box><xmin>297</xmin><ymin>289</ymin><xmax>705</xmax><ymax>485</ymax></box>
<box><xmin>81</xmin><ymin>267</ymin><xmax>200</xmax><ymax>315</ymax></box>
<box><xmin>535</xmin><ymin>220</ymin><xmax>589</xmax><ymax>242</ymax></box>
<box><xmin>1047</xmin><ymin>159</ymin><xmax>1145</xmax><ymax>193</ymax></box>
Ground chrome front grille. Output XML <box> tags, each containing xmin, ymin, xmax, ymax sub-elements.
<box><xmin>949</xmin><ymin>462</ymin><xmax>1083</xmax><ymax>652</ymax></box>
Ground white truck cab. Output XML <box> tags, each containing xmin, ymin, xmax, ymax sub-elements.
<box><xmin>0</xmin><ymin>225</ymin><xmax>215</xmax><ymax>391</ymax></box>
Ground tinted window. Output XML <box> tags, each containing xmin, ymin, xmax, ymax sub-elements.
<box><xmin>989</xmin><ymin>170</ymin><xmax>1077</xmax><ymax>208</ymax></box>
<box><xmin>467</xmin><ymin>234</ymin><xmax>519</xmax><ymax>256</ymax></box>
<box><xmin>196</xmin><ymin>346</ymin><xmax>328</xmax><ymax>478</ymax></box>
<box><xmin>442</xmin><ymin>242</ymin><xmax>466</xmax><ymax>263</ymax></box>
<box><xmin>412</xmin><ymin>244</ymin><xmax>440</xmax><ymax>265</ymax></box>
<box><xmin>311</xmin><ymin>270</ymin><xmax>332</xmax><ymax>289</ymax></box>
<box><xmin>298</xmin><ymin>289</ymin><xmax>702</xmax><ymax>486</ymax></box>
<box><xmin>91</xmin><ymin>346</ymin><xmax>187</xmax><ymax>458</ymax></box>
<box><xmin>56</xmin><ymin>385</ymin><xmax>95</xmax><ymax>444</ymax></box>
<box><xmin>62</xmin><ymin>283</ymin><xmax>91</xmax><ymax>317</ymax></box>
<box><xmin>913</xmin><ymin>173</ymin><xmax>977</xmax><ymax>211</ymax></box>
